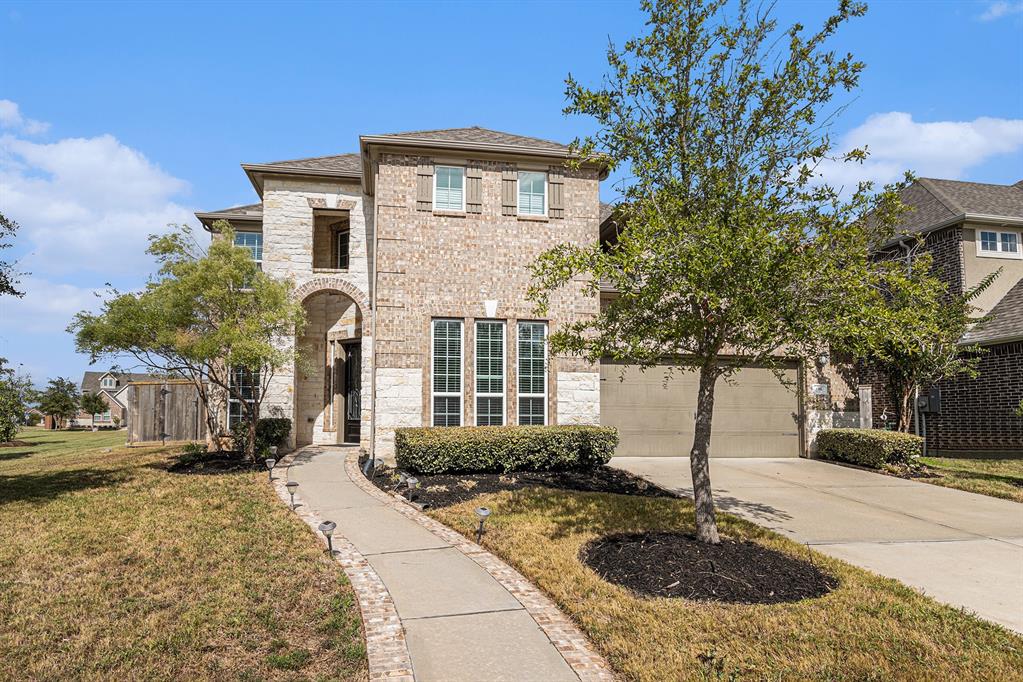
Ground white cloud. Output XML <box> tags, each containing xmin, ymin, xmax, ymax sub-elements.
<box><xmin>0</xmin><ymin>277</ymin><xmax>106</xmax><ymax>335</ymax></box>
<box><xmin>815</xmin><ymin>112</ymin><xmax>1023</xmax><ymax>190</ymax></box>
<box><xmin>0</xmin><ymin>99</ymin><xmax>50</xmax><ymax>135</ymax></box>
<box><xmin>978</xmin><ymin>1</ymin><xmax>1023</xmax><ymax>21</ymax></box>
<box><xmin>0</xmin><ymin>112</ymin><xmax>194</xmax><ymax>276</ymax></box>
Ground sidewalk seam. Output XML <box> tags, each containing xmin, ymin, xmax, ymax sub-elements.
<box><xmin>346</xmin><ymin>452</ymin><xmax>617</xmax><ymax>682</ymax></box>
<box><xmin>272</xmin><ymin>447</ymin><xmax>416</xmax><ymax>682</ymax></box>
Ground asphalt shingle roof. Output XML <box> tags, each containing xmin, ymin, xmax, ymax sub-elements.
<box><xmin>963</xmin><ymin>278</ymin><xmax>1023</xmax><ymax>345</ymax></box>
<box><xmin>81</xmin><ymin>371</ymin><xmax>162</xmax><ymax>394</ymax></box>
<box><xmin>259</xmin><ymin>152</ymin><xmax>362</xmax><ymax>175</ymax></box>
<box><xmin>375</xmin><ymin>126</ymin><xmax>569</xmax><ymax>152</ymax></box>
<box><xmin>894</xmin><ymin>178</ymin><xmax>1023</xmax><ymax>236</ymax></box>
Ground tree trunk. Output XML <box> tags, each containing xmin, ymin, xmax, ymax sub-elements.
<box><xmin>897</xmin><ymin>385</ymin><xmax>914</xmax><ymax>432</ymax></box>
<box><xmin>246</xmin><ymin>417</ymin><xmax>258</xmax><ymax>461</ymax></box>
<box><xmin>690</xmin><ymin>365</ymin><xmax>720</xmax><ymax>544</ymax></box>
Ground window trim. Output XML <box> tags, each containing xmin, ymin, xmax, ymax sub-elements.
<box><xmin>474</xmin><ymin>320</ymin><xmax>506</xmax><ymax>426</ymax></box>
<box><xmin>227</xmin><ymin>367</ymin><xmax>260</xmax><ymax>429</ymax></box>
<box><xmin>977</xmin><ymin>229</ymin><xmax>1022</xmax><ymax>259</ymax></box>
<box><xmin>430</xmin><ymin>319</ymin><xmax>464</xmax><ymax>427</ymax></box>
<box><xmin>433</xmin><ymin>165</ymin><xmax>466</xmax><ymax>213</ymax></box>
<box><xmin>334</xmin><ymin>223</ymin><xmax>351</xmax><ymax>270</ymax></box>
<box><xmin>516</xmin><ymin>321</ymin><xmax>548</xmax><ymax>426</ymax></box>
<box><xmin>517</xmin><ymin>171</ymin><xmax>548</xmax><ymax>217</ymax></box>
<box><xmin>100</xmin><ymin>377</ymin><xmax>116</xmax><ymax>389</ymax></box>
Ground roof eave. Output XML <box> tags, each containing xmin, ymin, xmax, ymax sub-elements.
<box><xmin>195</xmin><ymin>211</ymin><xmax>263</xmax><ymax>233</ymax></box>
<box><xmin>879</xmin><ymin>213</ymin><xmax>1023</xmax><ymax>249</ymax></box>
<box><xmin>240</xmin><ymin>163</ymin><xmax>363</xmax><ymax>199</ymax></box>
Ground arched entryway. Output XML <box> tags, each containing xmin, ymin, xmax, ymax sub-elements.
<box><xmin>294</xmin><ymin>280</ymin><xmax>369</xmax><ymax>447</ymax></box>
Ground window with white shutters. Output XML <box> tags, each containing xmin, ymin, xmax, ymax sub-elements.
<box><xmin>475</xmin><ymin>321</ymin><xmax>505</xmax><ymax>426</ymax></box>
<box><xmin>432</xmin><ymin>320</ymin><xmax>463</xmax><ymax>426</ymax></box>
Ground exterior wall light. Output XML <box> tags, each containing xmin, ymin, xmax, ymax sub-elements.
<box><xmin>265</xmin><ymin>458</ymin><xmax>276</xmax><ymax>482</ymax></box>
<box><xmin>286</xmin><ymin>481</ymin><xmax>299</xmax><ymax>509</ymax></box>
<box><xmin>474</xmin><ymin>507</ymin><xmax>491</xmax><ymax>544</ymax></box>
<box><xmin>318</xmin><ymin>520</ymin><xmax>336</xmax><ymax>554</ymax></box>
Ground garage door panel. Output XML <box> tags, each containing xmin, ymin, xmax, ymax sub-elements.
<box><xmin>601</xmin><ymin>363</ymin><xmax>800</xmax><ymax>458</ymax></box>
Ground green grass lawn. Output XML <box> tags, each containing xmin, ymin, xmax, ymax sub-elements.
<box><xmin>918</xmin><ymin>456</ymin><xmax>1023</xmax><ymax>502</ymax></box>
<box><xmin>0</xmin><ymin>428</ymin><xmax>367</xmax><ymax>680</ymax></box>
<box><xmin>430</xmin><ymin>487</ymin><xmax>1023</xmax><ymax>682</ymax></box>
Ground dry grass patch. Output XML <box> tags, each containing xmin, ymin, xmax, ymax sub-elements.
<box><xmin>916</xmin><ymin>456</ymin><xmax>1023</xmax><ymax>502</ymax></box>
<box><xmin>0</xmin><ymin>428</ymin><xmax>366</xmax><ymax>680</ymax></box>
<box><xmin>430</xmin><ymin>487</ymin><xmax>1023</xmax><ymax>682</ymax></box>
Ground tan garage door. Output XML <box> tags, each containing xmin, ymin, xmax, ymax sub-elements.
<box><xmin>600</xmin><ymin>362</ymin><xmax>801</xmax><ymax>457</ymax></box>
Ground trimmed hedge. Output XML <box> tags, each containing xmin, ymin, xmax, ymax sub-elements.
<box><xmin>231</xmin><ymin>417</ymin><xmax>292</xmax><ymax>455</ymax></box>
<box><xmin>394</xmin><ymin>425</ymin><xmax>619</xmax><ymax>474</ymax></box>
<box><xmin>816</xmin><ymin>428</ymin><xmax>922</xmax><ymax>469</ymax></box>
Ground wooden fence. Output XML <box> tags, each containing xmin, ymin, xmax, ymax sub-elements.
<box><xmin>126</xmin><ymin>380</ymin><xmax>206</xmax><ymax>446</ymax></box>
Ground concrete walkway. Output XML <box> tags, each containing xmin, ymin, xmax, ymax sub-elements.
<box><xmin>612</xmin><ymin>456</ymin><xmax>1023</xmax><ymax>633</ymax></box>
<box><xmin>287</xmin><ymin>447</ymin><xmax>579</xmax><ymax>682</ymax></box>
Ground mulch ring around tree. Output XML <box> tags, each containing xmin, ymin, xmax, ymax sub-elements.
<box><xmin>362</xmin><ymin>458</ymin><xmax>678</xmax><ymax>508</ymax></box>
<box><xmin>581</xmin><ymin>531</ymin><xmax>838</xmax><ymax>604</ymax></box>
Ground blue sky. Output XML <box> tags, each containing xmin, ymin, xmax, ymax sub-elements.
<box><xmin>1</xmin><ymin>0</ymin><xmax>1022</xmax><ymax>385</ymax></box>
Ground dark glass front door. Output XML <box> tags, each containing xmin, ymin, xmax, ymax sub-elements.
<box><xmin>343</xmin><ymin>343</ymin><xmax>361</xmax><ymax>443</ymax></box>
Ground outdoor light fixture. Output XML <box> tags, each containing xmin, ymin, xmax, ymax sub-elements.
<box><xmin>269</xmin><ymin>446</ymin><xmax>279</xmax><ymax>458</ymax></box>
<box><xmin>816</xmin><ymin>351</ymin><xmax>830</xmax><ymax>368</ymax></box>
<box><xmin>474</xmin><ymin>507</ymin><xmax>491</xmax><ymax>544</ymax></box>
<box><xmin>318</xmin><ymin>520</ymin><xmax>336</xmax><ymax>554</ymax></box>
<box><xmin>286</xmin><ymin>481</ymin><xmax>299</xmax><ymax>509</ymax></box>
<box><xmin>406</xmin><ymin>476</ymin><xmax>419</xmax><ymax>501</ymax></box>
<box><xmin>265</xmin><ymin>458</ymin><xmax>276</xmax><ymax>482</ymax></box>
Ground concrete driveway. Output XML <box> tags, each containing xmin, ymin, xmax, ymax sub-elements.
<box><xmin>612</xmin><ymin>456</ymin><xmax>1023</xmax><ymax>633</ymax></box>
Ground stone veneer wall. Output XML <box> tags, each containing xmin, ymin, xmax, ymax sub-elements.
<box><xmin>556</xmin><ymin>372</ymin><xmax>601</xmax><ymax>425</ymax></box>
<box><xmin>259</xmin><ymin>177</ymin><xmax>374</xmax><ymax>451</ymax></box>
<box><xmin>371</xmin><ymin>153</ymin><xmax>602</xmax><ymax>457</ymax></box>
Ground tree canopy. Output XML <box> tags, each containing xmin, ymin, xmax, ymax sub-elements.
<box><xmin>39</xmin><ymin>377</ymin><xmax>80</xmax><ymax>428</ymax></box>
<box><xmin>530</xmin><ymin>0</ymin><xmax>907</xmax><ymax>543</ymax></box>
<box><xmin>70</xmin><ymin>222</ymin><xmax>306</xmax><ymax>458</ymax></box>
<box><xmin>0</xmin><ymin>211</ymin><xmax>24</xmax><ymax>298</ymax></box>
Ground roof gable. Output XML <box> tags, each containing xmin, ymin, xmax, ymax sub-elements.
<box><xmin>963</xmin><ymin>278</ymin><xmax>1023</xmax><ymax>345</ymax></box>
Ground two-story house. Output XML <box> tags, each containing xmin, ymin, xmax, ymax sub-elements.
<box><xmin>74</xmin><ymin>370</ymin><xmax>159</xmax><ymax>428</ymax></box>
<box><xmin>197</xmin><ymin>128</ymin><xmax>605</xmax><ymax>458</ymax></box>
<box><xmin>864</xmin><ymin>178</ymin><xmax>1023</xmax><ymax>454</ymax></box>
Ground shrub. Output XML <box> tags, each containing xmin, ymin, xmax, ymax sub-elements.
<box><xmin>816</xmin><ymin>428</ymin><xmax>922</xmax><ymax>469</ymax></box>
<box><xmin>394</xmin><ymin>425</ymin><xmax>619</xmax><ymax>474</ymax></box>
<box><xmin>231</xmin><ymin>417</ymin><xmax>292</xmax><ymax>456</ymax></box>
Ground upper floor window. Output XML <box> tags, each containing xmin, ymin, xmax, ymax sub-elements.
<box><xmin>100</xmin><ymin>376</ymin><xmax>116</xmax><ymax>389</ymax></box>
<box><xmin>333</xmin><ymin>222</ymin><xmax>350</xmax><ymax>270</ymax></box>
<box><xmin>235</xmin><ymin>231</ymin><xmax>263</xmax><ymax>268</ymax></box>
<box><xmin>434</xmin><ymin>166</ymin><xmax>465</xmax><ymax>212</ymax></box>
<box><xmin>978</xmin><ymin>230</ymin><xmax>1021</xmax><ymax>258</ymax></box>
<box><xmin>518</xmin><ymin>171</ymin><xmax>547</xmax><ymax>216</ymax></box>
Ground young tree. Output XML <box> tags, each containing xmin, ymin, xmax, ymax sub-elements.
<box><xmin>70</xmin><ymin>222</ymin><xmax>305</xmax><ymax>459</ymax></box>
<box><xmin>0</xmin><ymin>211</ymin><xmax>25</xmax><ymax>298</ymax></box>
<box><xmin>80</xmin><ymin>392</ymin><xmax>110</xmax><ymax>431</ymax></box>
<box><xmin>0</xmin><ymin>359</ymin><xmax>34</xmax><ymax>442</ymax></box>
<box><xmin>843</xmin><ymin>248</ymin><xmax>996</xmax><ymax>432</ymax></box>
<box><xmin>39</xmin><ymin>377</ymin><xmax>80</xmax><ymax>429</ymax></box>
<box><xmin>530</xmin><ymin>0</ymin><xmax>905</xmax><ymax>543</ymax></box>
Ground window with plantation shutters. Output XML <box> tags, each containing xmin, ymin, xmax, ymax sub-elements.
<box><xmin>517</xmin><ymin>321</ymin><xmax>547</xmax><ymax>425</ymax></box>
<box><xmin>416</xmin><ymin>158</ymin><xmax>434</xmax><ymax>211</ymax></box>
<box><xmin>518</xmin><ymin>171</ymin><xmax>546</xmax><ymax>216</ymax></box>
<box><xmin>475</xmin><ymin>321</ymin><xmax>505</xmax><ymax>426</ymax></box>
<box><xmin>432</xmin><ymin>319</ymin><xmax>462</xmax><ymax>426</ymax></box>
<box><xmin>434</xmin><ymin>166</ymin><xmax>465</xmax><ymax>211</ymax></box>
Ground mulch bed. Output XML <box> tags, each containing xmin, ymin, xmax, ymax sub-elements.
<box><xmin>362</xmin><ymin>458</ymin><xmax>677</xmax><ymax>508</ymax></box>
<box><xmin>166</xmin><ymin>451</ymin><xmax>263</xmax><ymax>475</ymax></box>
<box><xmin>0</xmin><ymin>440</ymin><xmax>35</xmax><ymax>448</ymax></box>
<box><xmin>581</xmin><ymin>531</ymin><xmax>837</xmax><ymax>604</ymax></box>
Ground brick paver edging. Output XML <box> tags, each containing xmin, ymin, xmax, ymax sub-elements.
<box><xmin>271</xmin><ymin>447</ymin><xmax>415</xmax><ymax>682</ymax></box>
<box><xmin>347</xmin><ymin>452</ymin><xmax>616</xmax><ymax>682</ymax></box>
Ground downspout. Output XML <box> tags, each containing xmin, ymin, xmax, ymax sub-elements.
<box><xmin>898</xmin><ymin>239</ymin><xmax>923</xmax><ymax>438</ymax></box>
<box><xmin>365</xmin><ymin>159</ymin><xmax>380</xmax><ymax>474</ymax></box>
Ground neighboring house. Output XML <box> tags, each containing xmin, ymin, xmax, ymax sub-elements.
<box><xmin>198</xmin><ymin>127</ymin><xmax>606</xmax><ymax>457</ymax></box>
<box><xmin>74</xmin><ymin>371</ymin><xmax>159</xmax><ymax>428</ymax></box>
<box><xmin>863</xmin><ymin>178</ymin><xmax>1023</xmax><ymax>455</ymax></box>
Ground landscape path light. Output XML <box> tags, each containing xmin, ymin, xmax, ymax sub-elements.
<box><xmin>286</xmin><ymin>480</ymin><xmax>299</xmax><ymax>509</ymax></box>
<box><xmin>319</xmin><ymin>520</ymin><xmax>336</xmax><ymax>554</ymax></box>
<box><xmin>406</xmin><ymin>476</ymin><xmax>419</xmax><ymax>501</ymax></box>
<box><xmin>475</xmin><ymin>507</ymin><xmax>491</xmax><ymax>544</ymax></box>
<box><xmin>264</xmin><ymin>457</ymin><xmax>276</xmax><ymax>482</ymax></box>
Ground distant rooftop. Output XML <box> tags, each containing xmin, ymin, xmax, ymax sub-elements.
<box><xmin>893</xmin><ymin>178</ymin><xmax>1023</xmax><ymax>237</ymax></box>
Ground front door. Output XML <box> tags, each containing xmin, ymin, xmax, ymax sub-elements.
<box><xmin>343</xmin><ymin>343</ymin><xmax>361</xmax><ymax>443</ymax></box>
